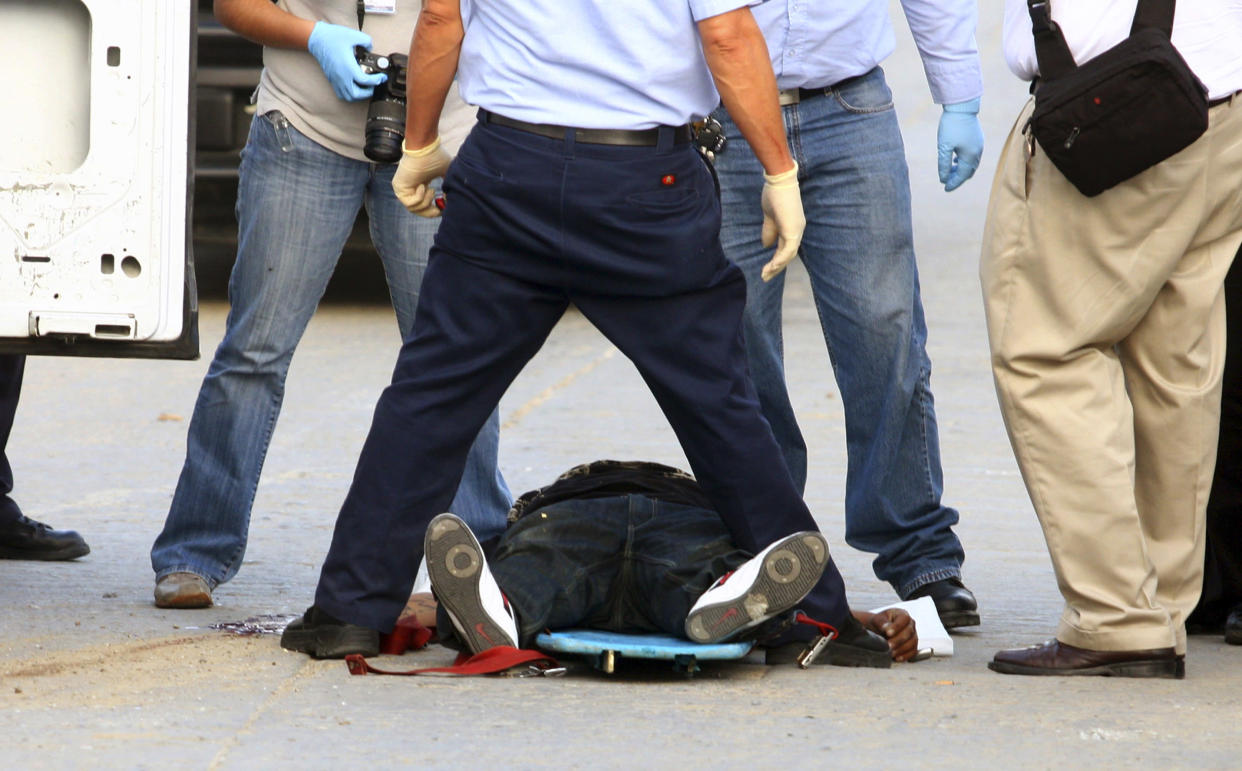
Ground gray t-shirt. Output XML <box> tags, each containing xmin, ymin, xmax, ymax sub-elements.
<box><xmin>255</xmin><ymin>0</ymin><xmax>474</xmax><ymax>162</ymax></box>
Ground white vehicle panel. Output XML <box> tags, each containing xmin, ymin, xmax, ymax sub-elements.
<box><xmin>0</xmin><ymin>0</ymin><xmax>194</xmax><ymax>354</ymax></box>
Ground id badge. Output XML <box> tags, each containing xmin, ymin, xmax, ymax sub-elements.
<box><xmin>364</xmin><ymin>0</ymin><xmax>396</xmax><ymax>14</ymax></box>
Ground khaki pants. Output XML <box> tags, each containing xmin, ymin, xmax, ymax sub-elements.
<box><xmin>981</xmin><ymin>97</ymin><xmax>1242</xmax><ymax>653</ymax></box>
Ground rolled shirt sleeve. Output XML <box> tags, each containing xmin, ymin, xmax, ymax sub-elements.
<box><xmin>688</xmin><ymin>0</ymin><xmax>764</xmax><ymax>22</ymax></box>
<box><xmin>900</xmin><ymin>0</ymin><xmax>983</xmax><ymax>105</ymax></box>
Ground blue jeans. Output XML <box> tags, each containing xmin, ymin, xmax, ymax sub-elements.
<box><xmin>713</xmin><ymin>67</ymin><xmax>964</xmax><ymax>597</ymax></box>
<box><xmin>461</xmin><ymin>494</ymin><xmax>749</xmax><ymax>648</ymax></box>
<box><xmin>151</xmin><ymin>113</ymin><xmax>511</xmax><ymax>587</ymax></box>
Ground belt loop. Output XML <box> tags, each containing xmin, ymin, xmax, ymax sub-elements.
<box><xmin>564</xmin><ymin>126</ymin><xmax>576</xmax><ymax>153</ymax></box>
<box><xmin>656</xmin><ymin>125</ymin><xmax>674</xmax><ymax>151</ymax></box>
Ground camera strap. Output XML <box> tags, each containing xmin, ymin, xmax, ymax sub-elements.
<box><xmin>356</xmin><ymin>0</ymin><xmax>365</xmax><ymax>29</ymax></box>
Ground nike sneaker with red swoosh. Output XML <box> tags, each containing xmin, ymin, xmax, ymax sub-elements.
<box><xmin>685</xmin><ymin>531</ymin><xmax>829</xmax><ymax>644</ymax></box>
<box><xmin>425</xmin><ymin>512</ymin><xmax>518</xmax><ymax>653</ymax></box>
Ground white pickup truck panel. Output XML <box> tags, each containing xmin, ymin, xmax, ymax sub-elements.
<box><xmin>0</xmin><ymin>0</ymin><xmax>193</xmax><ymax>352</ymax></box>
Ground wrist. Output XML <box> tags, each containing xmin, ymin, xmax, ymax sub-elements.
<box><xmin>762</xmin><ymin>161</ymin><xmax>799</xmax><ymax>186</ymax></box>
<box><xmin>306</xmin><ymin>20</ymin><xmax>326</xmax><ymax>51</ymax></box>
<box><xmin>401</xmin><ymin>137</ymin><xmax>442</xmax><ymax>157</ymax></box>
<box><xmin>942</xmin><ymin>97</ymin><xmax>981</xmax><ymax>115</ymax></box>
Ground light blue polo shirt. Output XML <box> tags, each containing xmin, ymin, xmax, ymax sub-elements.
<box><xmin>457</xmin><ymin>0</ymin><xmax>758</xmax><ymax>130</ymax></box>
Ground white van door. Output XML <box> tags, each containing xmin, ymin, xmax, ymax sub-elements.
<box><xmin>0</xmin><ymin>0</ymin><xmax>197</xmax><ymax>360</ymax></box>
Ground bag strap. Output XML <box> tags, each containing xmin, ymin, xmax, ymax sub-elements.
<box><xmin>1025</xmin><ymin>1</ymin><xmax>1077</xmax><ymax>80</ymax></box>
<box><xmin>345</xmin><ymin>646</ymin><xmax>562</xmax><ymax>677</ymax></box>
<box><xmin>1027</xmin><ymin>0</ymin><xmax>1176</xmax><ymax>81</ymax></box>
<box><xmin>1131</xmin><ymin>0</ymin><xmax>1175</xmax><ymax>37</ymax></box>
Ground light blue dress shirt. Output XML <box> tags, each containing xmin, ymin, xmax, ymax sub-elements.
<box><xmin>457</xmin><ymin>0</ymin><xmax>755</xmax><ymax>129</ymax></box>
<box><xmin>756</xmin><ymin>0</ymin><xmax>982</xmax><ymax>105</ymax></box>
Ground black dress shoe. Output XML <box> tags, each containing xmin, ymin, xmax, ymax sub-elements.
<box><xmin>0</xmin><ymin>514</ymin><xmax>89</xmax><ymax>561</ymax></box>
<box><xmin>904</xmin><ymin>577</ymin><xmax>979</xmax><ymax>629</ymax></box>
<box><xmin>1226</xmin><ymin>605</ymin><xmax>1242</xmax><ymax>646</ymax></box>
<box><xmin>280</xmin><ymin>606</ymin><xmax>380</xmax><ymax>659</ymax></box>
<box><xmin>989</xmin><ymin>639</ymin><xmax>1184</xmax><ymax>679</ymax></box>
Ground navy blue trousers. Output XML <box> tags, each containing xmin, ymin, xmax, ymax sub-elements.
<box><xmin>313</xmin><ymin>117</ymin><xmax>851</xmax><ymax>633</ymax></box>
<box><xmin>0</xmin><ymin>355</ymin><xmax>24</xmax><ymax>524</ymax></box>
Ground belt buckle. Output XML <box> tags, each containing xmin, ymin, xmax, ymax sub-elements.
<box><xmin>778</xmin><ymin>89</ymin><xmax>800</xmax><ymax>107</ymax></box>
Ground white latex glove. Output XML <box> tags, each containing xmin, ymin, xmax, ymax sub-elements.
<box><xmin>759</xmin><ymin>163</ymin><xmax>804</xmax><ymax>281</ymax></box>
<box><xmin>392</xmin><ymin>137</ymin><xmax>453</xmax><ymax>217</ymax></box>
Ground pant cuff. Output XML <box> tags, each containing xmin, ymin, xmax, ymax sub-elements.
<box><xmin>313</xmin><ymin>593</ymin><xmax>397</xmax><ymax>635</ymax></box>
<box><xmin>1056</xmin><ymin>617</ymin><xmax>1178</xmax><ymax>653</ymax></box>
<box><xmin>897</xmin><ymin>567</ymin><xmax>961</xmax><ymax>600</ymax></box>
<box><xmin>154</xmin><ymin>565</ymin><xmax>219</xmax><ymax>590</ymax></box>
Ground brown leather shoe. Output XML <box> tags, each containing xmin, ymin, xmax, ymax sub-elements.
<box><xmin>989</xmin><ymin>639</ymin><xmax>1184</xmax><ymax>679</ymax></box>
<box><xmin>154</xmin><ymin>572</ymin><xmax>213</xmax><ymax>609</ymax></box>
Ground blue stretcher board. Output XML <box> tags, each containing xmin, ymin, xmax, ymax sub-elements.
<box><xmin>535</xmin><ymin>629</ymin><xmax>753</xmax><ymax>675</ymax></box>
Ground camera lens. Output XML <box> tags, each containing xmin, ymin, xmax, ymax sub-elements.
<box><xmin>357</xmin><ymin>51</ymin><xmax>408</xmax><ymax>164</ymax></box>
<box><xmin>363</xmin><ymin>96</ymin><xmax>405</xmax><ymax>163</ymax></box>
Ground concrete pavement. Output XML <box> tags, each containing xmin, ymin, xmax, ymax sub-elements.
<box><xmin>2</xmin><ymin>3</ymin><xmax>1239</xmax><ymax>768</ymax></box>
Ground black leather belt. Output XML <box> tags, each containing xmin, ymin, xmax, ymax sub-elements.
<box><xmin>480</xmin><ymin>109</ymin><xmax>692</xmax><ymax>146</ymax></box>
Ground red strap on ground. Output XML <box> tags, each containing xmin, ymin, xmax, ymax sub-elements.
<box><xmin>345</xmin><ymin>646</ymin><xmax>560</xmax><ymax>677</ymax></box>
<box><xmin>378</xmin><ymin>617</ymin><xmax>435</xmax><ymax>655</ymax></box>
<box><xmin>794</xmin><ymin>612</ymin><xmax>839</xmax><ymax>641</ymax></box>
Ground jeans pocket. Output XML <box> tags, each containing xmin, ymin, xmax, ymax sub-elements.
<box><xmin>261</xmin><ymin>110</ymin><xmax>295</xmax><ymax>152</ymax></box>
<box><xmin>834</xmin><ymin>69</ymin><xmax>895</xmax><ymax>114</ymax></box>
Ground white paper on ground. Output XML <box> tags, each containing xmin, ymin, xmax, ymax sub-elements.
<box><xmin>869</xmin><ymin>595</ymin><xmax>953</xmax><ymax>657</ymax></box>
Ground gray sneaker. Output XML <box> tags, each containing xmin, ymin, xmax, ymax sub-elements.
<box><xmin>425</xmin><ymin>513</ymin><xmax>518</xmax><ymax>653</ymax></box>
<box><xmin>685</xmin><ymin>531</ymin><xmax>829</xmax><ymax>644</ymax></box>
<box><xmin>154</xmin><ymin>572</ymin><xmax>213</xmax><ymax>609</ymax></box>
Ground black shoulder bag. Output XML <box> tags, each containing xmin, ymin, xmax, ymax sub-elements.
<box><xmin>1026</xmin><ymin>0</ymin><xmax>1208</xmax><ymax>197</ymax></box>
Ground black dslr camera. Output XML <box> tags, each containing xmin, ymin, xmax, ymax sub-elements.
<box><xmin>354</xmin><ymin>47</ymin><xmax>409</xmax><ymax>163</ymax></box>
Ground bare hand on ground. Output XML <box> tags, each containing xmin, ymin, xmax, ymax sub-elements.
<box><xmin>855</xmin><ymin>608</ymin><xmax>918</xmax><ymax>662</ymax></box>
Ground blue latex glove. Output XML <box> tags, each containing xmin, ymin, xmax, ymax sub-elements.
<box><xmin>936</xmin><ymin>97</ymin><xmax>984</xmax><ymax>192</ymax></box>
<box><xmin>307</xmin><ymin>21</ymin><xmax>386</xmax><ymax>102</ymax></box>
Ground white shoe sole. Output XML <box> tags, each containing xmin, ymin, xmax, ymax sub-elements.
<box><xmin>685</xmin><ymin>532</ymin><xmax>828</xmax><ymax>644</ymax></box>
<box><xmin>425</xmin><ymin>513</ymin><xmax>516</xmax><ymax>653</ymax></box>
